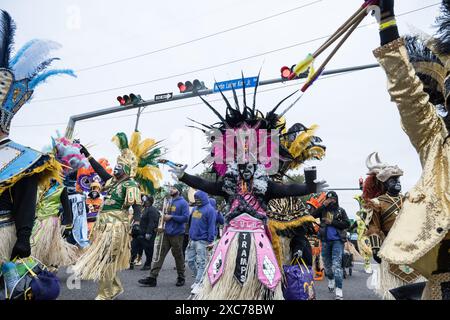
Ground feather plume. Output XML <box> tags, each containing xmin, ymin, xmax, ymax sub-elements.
<box><xmin>29</xmin><ymin>69</ymin><xmax>76</xmax><ymax>89</ymax></box>
<box><xmin>111</xmin><ymin>132</ymin><xmax>128</xmax><ymax>151</ymax></box>
<box><xmin>288</xmin><ymin>124</ymin><xmax>318</xmax><ymax>158</ymax></box>
<box><xmin>0</xmin><ymin>10</ymin><xmax>15</xmax><ymax>68</ymax></box>
<box><xmin>129</xmin><ymin>131</ymin><xmax>141</xmax><ymax>155</ymax></box>
<box><xmin>137</xmin><ymin>138</ymin><xmax>157</xmax><ymax>158</ymax></box>
<box><xmin>11</xmin><ymin>39</ymin><xmax>62</xmax><ymax>80</ymax></box>
<box><xmin>435</xmin><ymin>0</ymin><xmax>450</xmax><ymax>55</ymax></box>
<box><xmin>28</xmin><ymin>57</ymin><xmax>60</xmax><ymax>78</ymax></box>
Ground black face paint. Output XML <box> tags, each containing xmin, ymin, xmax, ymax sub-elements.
<box><xmin>238</xmin><ymin>163</ymin><xmax>255</xmax><ymax>181</ymax></box>
<box><xmin>384</xmin><ymin>176</ymin><xmax>401</xmax><ymax>196</ymax></box>
<box><xmin>90</xmin><ymin>191</ymin><xmax>99</xmax><ymax>199</ymax></box>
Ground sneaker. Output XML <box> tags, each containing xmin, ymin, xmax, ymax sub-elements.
<box><xmin>328</xmin><ymin>279</ymin><xmax>335</xmax><ymax>292</ymax></box>
<box><xmin>176</xmin><ymin>277</ymin><xmax>185</xmax><ymax>287</ymax></box>
<box><xmin>138</xmin><ymin>277</ymin><xmax>157</xmax><ymax>287</ymax></box>
<box><xmin>191</xmin><ymin>283</ymin><xmax>201</xmax><ymax>295</ymax></box>
<box><xmin>135</xmin><ymin>256</ymin><xmax>142</xmax><ymax>266</ymax></box>
<box><xmin>335</xmin><ymin>288</ymin><xmax>343</xmax><ymax>300</ymax></box>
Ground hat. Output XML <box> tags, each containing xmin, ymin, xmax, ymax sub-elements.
<box><xmin>173</xmin><ymin>183</ymin><xmax>184</xmax><ymax>194</ymax></box>
<box><xmin>326</xmin><ymin>191</ymin><xmax>338</xmax><ymax>199</ymax></box>
<box><xmin>366</xmin><ymin>152</ymin><xmax>403</xmax><ymax>183</ymax></box>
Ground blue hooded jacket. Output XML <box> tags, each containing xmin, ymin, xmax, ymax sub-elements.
<box><xmin>209</xmin><ymin>197</ymin><xmax>224</xmax><ymax>225</ymax></box>
<box><xmin>189</xmin><ymin>191</ymin><xmax>216</xmax><ymax>243</ymax></box>
<box><xmin>165</xmin><ymin>195</ymin><xmax>189</xmax><ymax>236</ymax></box>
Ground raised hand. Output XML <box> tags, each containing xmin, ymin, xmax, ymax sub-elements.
<box><xmin>168</xmin><ymin>164</ymin><xmax>187</xmax><ymax>180</ymax></box>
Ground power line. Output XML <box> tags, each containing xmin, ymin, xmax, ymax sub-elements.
<box><xmin>75</xmin><ymin>0</ymin><xmax>323</xmax><ymax>72</ymax></box>
<box><xmin>32</xmin><ymin>3</ymin><xmax>439</xmax><ymax>103</ymax></box>
<box><xmin>12</xmin><ymin>67</ymin><xmax>367</xmax><ymax>128</ymax></box>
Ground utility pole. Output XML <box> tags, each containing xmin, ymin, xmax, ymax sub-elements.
<box><xmin>65</xmin><ymin>63</ymin><xmax>379</xmax><ymax>139</ymax></box>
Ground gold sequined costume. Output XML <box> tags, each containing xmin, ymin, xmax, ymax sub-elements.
<box><xmin>374</xmin><ymin>37</ymin><xmax>450</xmax><ymax>300</ymax></box>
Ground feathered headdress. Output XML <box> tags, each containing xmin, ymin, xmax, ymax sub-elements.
<box><xmin>188</xmin><ymin>73</ymin><xmax>325</xmax><ymax>177</ymax></box>
<box><xmin>112</xmin><ymin>131</ymin><xmax>163</xmax><ymax>194</ymax></box>
<box><xmin>76</xmin><ymin>158</ymin><xmax>113</xmax><ymax>193</ymax></box>
<box><xmin>0</xmin><ymin>10</ymin><xmax>76</xmax><ymax>134</ymax></box>
<box><xmin>404</xmin><ymin>0</ymin><xmax>450</xmax><ymax>126</ymax></box>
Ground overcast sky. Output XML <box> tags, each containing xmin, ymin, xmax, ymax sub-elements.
<box><xmin>3</xmin><ymin>0</ymin><xmax>441</xmax><ymax>217</ymax></box>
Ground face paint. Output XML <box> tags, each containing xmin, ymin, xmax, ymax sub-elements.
<box><xmin>114</xmin><ymin>164</ymin><xmax>125</xmax><ymax>178</ymax></box>
<box><xmin>90</xmin><ymin>191</ymin><xmax>99</xmax><ymax>199</ymax></box>
<box><xmin>384</xmin><ymin>176</ymin><xmax>401</xmax><ymax>196</ymax></box>
<box><xmin>238</xmin><ymin>163</ymin><xmax>255</xmax><ymax>181</ymax></box>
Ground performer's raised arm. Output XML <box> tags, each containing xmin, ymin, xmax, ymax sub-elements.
<box><xmin>373</xmin><ymin>0</ymin><xmax>445</xmax><ymax>161</ymax></box>
<box><xmin>80</xmin><ymin>145</ymin><xmax>113</xmax><ymax>182</ymax></box>
<box><xmin>170</xmin><ymin>165</ymin><xmax>225</xmax><ymax>197</ymax></box>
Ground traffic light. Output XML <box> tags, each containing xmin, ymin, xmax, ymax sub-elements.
<box><xmin>177</xmin><ymin>79</ymin><xmax>207</xmax><ymax>93</ymax></box>
<box><xmin>116</xmin><ymin>93</ymin><xmax>142</xmax><ymax>106</ymax></box>
<box><xmin>280</xmin><ymin>65</ymin><xmax>309</xmax><ymax>80</ymax></box>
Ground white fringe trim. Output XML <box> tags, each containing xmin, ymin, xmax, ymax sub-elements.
<box><xmin>194</xmin><ymin>232</ymin><xmax>284</xmax><ymax>300</ymax></box>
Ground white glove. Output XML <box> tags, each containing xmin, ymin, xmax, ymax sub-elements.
<box><xmin>314</xmin><ymin>179</ymin><xmax>329</xmax><ymax>193</ymax></box>
<box><xmin>168</xmin><ymin>164</ymin><xmax>187</xmax><ymax>180</ymax></box>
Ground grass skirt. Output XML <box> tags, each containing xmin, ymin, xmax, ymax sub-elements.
<box><xmin>72</xmin><ymin>210</ymin><xmax>130</xmax><ymax>281</ymax></box>
<box><xmin>0</xmin><ymin>225</ymin><xmax>16</xmax><ymax>262</ymax></box>
<box><xmin>195</xmin><ymin>232</ymin><xmax>284</xmax><ymax>300</ymax></box>
<box><xmin>371</xmin><ymin>260</ymin><xmax>426</xmax><ymax>300</ymax></box>
<box><xmin>31</xmin><ymin>216</ymin><xmax>78</xmax><ymax>267</ymax></box>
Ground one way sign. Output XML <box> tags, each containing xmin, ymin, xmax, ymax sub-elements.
<box><xmin>154</xmin><ymin>92</ymin><xmax>173</xmax><ymax>101</ymax></box>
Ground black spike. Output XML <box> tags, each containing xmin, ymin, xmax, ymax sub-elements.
<box><xmin>268</xmin><ymin>90</ymin><xmax>298</xmax><ymax>115</ymax></box>
<box><xmin>186</xmin><ymin>125</ymin><xmax>206</xmax><ymax>133</ymax></box>
<box><xmin>252</xmin><ymin>68</ymin><xmax>262</xmax><ymax>114</ymax></box>
<box><xmin>231</xmin><ymin>84</ymin><xmax>240</xmax><ymax>112</ymax></box>
<box><xmin>187</xmin><ymin>117</ymin><xmax>212</xmax><ymax>129</ymax></box>
<box><xmin>241</xmin><ymin>71</ymin><xmax>247</xmax><ymax>107</ymax></box>
<box><xmin>216</xmin><ymin>82</ymin><xmax>233</xmax><ymax>110</ymax></box>
<box><xmin>198</xmin><ymin>94</ymin><xmax>227</xmax><ymax>123</ymax></box>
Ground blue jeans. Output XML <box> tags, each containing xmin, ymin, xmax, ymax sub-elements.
<box><xmin>322</xmin><ymin>240</ymin><xmax>344</xmax><ymax>289</ymax></box>
<box><xmin>186</xmin><ymin>240</ymin><xmax>208</xmax><ymax>284</ymax></box>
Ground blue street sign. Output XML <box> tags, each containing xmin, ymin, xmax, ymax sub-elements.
<box><xmin>213</xmin><ymin>76</ymin><xmax>259</xmax><ymax>93</ymax></box>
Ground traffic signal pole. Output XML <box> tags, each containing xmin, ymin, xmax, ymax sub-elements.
<box><xmin>64</xmin><ymin>63</ymin><xmax>379</xmax><ymax>139</ymax></box>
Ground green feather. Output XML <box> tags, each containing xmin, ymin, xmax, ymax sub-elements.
<box><xmin>114</xmin><ymin>132</ymin><xmax>129</xmax><ymax>150</ymax></box>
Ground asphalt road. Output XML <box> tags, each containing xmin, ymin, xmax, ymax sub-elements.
<box><xmin>58</xmin><ymin>256</ymin><xmax>380</xmax><ymax>300</ymax></box>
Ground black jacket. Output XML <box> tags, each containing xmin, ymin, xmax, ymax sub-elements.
<box><xmin>312</xmin><ymin>203</ymin><xmax>350</xmax><ymax>242</ymax></box>
<box><xmin>139</xmin><ymin>205</ymin><xmax>160</xmax><ymax>236</ymax></box>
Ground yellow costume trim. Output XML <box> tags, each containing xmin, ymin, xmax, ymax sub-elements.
<box><xmin>268</xmin><ymin>215</ymin><xmax>317</xmax><ymax>268</ymax></box>
<box><xmin>379</xmin><ymin>19</ymin><xmax>397</xmax><ymax>31</ymax></box>
<box><xmin>0</xmin><ymin>156</ymin><xmax>62</xmax><ymax>195</ymax></box>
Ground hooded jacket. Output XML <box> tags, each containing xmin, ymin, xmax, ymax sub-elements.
<box><xmin>189</xmin><ymin>191</ymin><xmax>216</xmax><ymax>243</ymax></box>
<box><xmin>165</xmin><ymin>195</ymin><xmax>189</xmax><ymax>236</ymax></box>
<box><xmin>209</xmin><ymin>198</ymin><xmax>224</xmax><ymax>225</ymax></box>
<box><xmin>312</xmin><ymin>196</ymin><xmax>350</xmax><ymax>242</ymax></box>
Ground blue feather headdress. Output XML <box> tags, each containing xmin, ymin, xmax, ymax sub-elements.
<box><xmin>0</xmin><ymin>10</ymin><xmax>76</xmax><ymax>134</ymax></box>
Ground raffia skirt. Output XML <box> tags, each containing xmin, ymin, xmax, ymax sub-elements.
<box><xmin>72</xmin><ymin>210</ymin><xmax>130</xmax><ymax>281</ymax></box>
<box><xmin>194</xmin><ymin>232</ymin><xmax>284</xmax><ymax>300</ymax></box>
<box><xmin>0</xmin><ymin>224</ymin><xmax>16</xmax><ymax>262</ymax></box>
<box><xmin>30</xmin><ymin>216</ymin><xmax>79</xmax><ymax>267</ymax></box>
<box><xmin>370</xmin><ymin>260</ymin><xmax>427</xmax><ymax>300</ymax></box>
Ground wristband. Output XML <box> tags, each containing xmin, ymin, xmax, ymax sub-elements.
<box><xmin>380</xmin><ymin>19</ymin><xmax>397</xmax><ymax>31</ymax></box>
